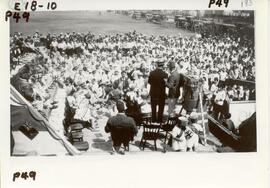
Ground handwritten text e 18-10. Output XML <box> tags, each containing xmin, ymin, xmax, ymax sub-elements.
<box><xmin>5</xmin><ymin>1</ymin><xmax>57</xmax><ymax>23</ymax></box>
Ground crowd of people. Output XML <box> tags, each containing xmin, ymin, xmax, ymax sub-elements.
<box><xmin>10</xmin><ymin>28</ymin><xmax>255</xmax><ymax>152</ymax></box>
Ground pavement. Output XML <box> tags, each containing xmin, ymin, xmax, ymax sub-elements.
<box><xmin>10</xmin><ymin>11</ymin><xmax>196</xmax><ymax>37</ymax></box>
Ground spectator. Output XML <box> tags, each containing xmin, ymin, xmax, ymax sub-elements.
<box><xmin>104</xmin><ymin>100</ymin><xmax>138</xmax><ymax>154</ymax></box>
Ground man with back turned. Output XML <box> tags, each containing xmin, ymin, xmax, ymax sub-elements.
<box><xmin>148</xmin><ymin>59</ymin><xmax>168</xmax><ymax>123</ymax></box>
<box><xmin>105</xmin><ymin>100</ymin><xmax>138</xmax><ymax>154</ymax></box>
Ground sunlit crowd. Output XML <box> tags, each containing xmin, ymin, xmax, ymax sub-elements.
<box><xmin>10</xmin><ymin>30</ymin><xmax>255</xmax><ymax>136</ymax></box>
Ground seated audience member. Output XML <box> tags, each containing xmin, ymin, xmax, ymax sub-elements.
<box><xmin>171</xmin><ymin>118</ymin><xmax>187</xmax><ymax>152</ymax></box>
<box><xmin>172</xmin><ymin>116</ymin><xmax>199</xmax><ymax>152</ymax></box>
<box><xmin>184</xmin><ymin>123</ymin><xmax>199</xmax><ymax>152</ymax></box>
<box><xmin>109</xmin><ymin>81</ymin><xmax>123</xmax><ymax>102</ymax></box>
<box><xmin>11</xmin><ymin>65</ymin><xmax>34</xmax><ymax>102</ymax></box>
<box><xmin>189</xmin><ymin>112</ymin><xmax>203</xmax><ymax>134</ymax></box>
<box><xmin>104</xmin><ymin>100</ymin><xmax>138</xmax><ymax>154</ymax></box>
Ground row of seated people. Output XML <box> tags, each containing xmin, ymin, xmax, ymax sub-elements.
<box><xmin>11</xmin><ymin>65</ymin><xmax>59</xmax><ymax>119</ymax></box>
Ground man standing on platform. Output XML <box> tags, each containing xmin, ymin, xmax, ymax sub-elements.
<box><xmin>167</xmin><ymin>61</ymin><xmax>183</xmax><ymax>115</ymax></box>
<box><xmin>148</xmin><ymin>59</ymin><xmax>168</xmax><ymax>123</ymax></box>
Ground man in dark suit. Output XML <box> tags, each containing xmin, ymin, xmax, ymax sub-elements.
<box><xmin>167</xmin><ymin>61</ymin><xmax>183</xmax><ymax>115</ymax></box>
<box><xmin>148</xmin><ymin>59</ymin><xmax>168</xmax><ymax>123</ymax></box>
<box><xmin>105</xmin><ymin>100</ymin><xmax>138</xmax><ymax>154</ymax></box>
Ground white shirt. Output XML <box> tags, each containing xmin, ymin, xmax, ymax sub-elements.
<box><xmin>215</xmin><ymin>90</ymin><xmax>226</xmax><ymax>105</ymax></box>
<box><xmin>171</xmin><ymin>126</ymin><xmax>186</xmax><ymax>151</ymax></box>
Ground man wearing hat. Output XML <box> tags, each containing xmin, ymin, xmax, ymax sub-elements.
<box><xmin>167</xmin><ymin>60</ymin><xmax>184</xmax><ymax>115</ymax></box>
<box><xmin>148</xmin><ymin>58</ymin><xmax>168</xmax><ymax>123</ymax></box>
<box><xmin>105</xmin><ymin>100</ymin><xmax>138</xmax><ymax>154</ymax></box>
<box><xmin>189</xmin><ymin>112</ymin><xmax>204</xmax><ymax>141</ymax></box>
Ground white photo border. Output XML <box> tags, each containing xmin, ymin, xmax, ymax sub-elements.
<box><xmin>1</xmin><ymin>0</ymin><xmax>269</xmax><ymax>188</ymax></box>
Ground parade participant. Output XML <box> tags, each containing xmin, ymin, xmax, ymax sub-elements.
<box><xmin>105</xmin><ymin>100</ymin><xmax>138</xmax><ymax>154</ymax></box>
<box><xmin>148</xmin><ymin>59</ymin><xmax>168</xmax><ymax>123</ymax></box>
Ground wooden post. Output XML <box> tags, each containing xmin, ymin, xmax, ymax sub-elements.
<box><xmin>199</xmin><ymin>91</ymin><xmax>207</xmax><ymax>146</ymax></box>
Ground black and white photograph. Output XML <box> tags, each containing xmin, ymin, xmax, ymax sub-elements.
<box><xmin>9</xmin><ymin>10</ymin><xmax>257</xmax><ymax>156</ymax></box>
<box><xmin>1</xmin><ymin>0</ymin><xmax>270</xmax><ymax>187</ymax></box>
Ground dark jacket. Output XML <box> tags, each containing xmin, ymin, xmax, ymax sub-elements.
<box><xmin>105</xmin><ymin>113</ymin><xmax>138</xmax><ymax>144</ymax></box>
<box><xmin>148</xmin><ymin>68</ymin><xmax>168</xmax><ymax>98</ymax></box>
<box><xmin>167</xmin><ymin>70</ymin><xmax>183</xmax><ymax>98</ymax></box>
<box><xmin>11</xmin><ymin>76</ymin><xmax>34</xmax><ymax>102</ymax></box>
<box><xmin>105</xmin><ymin>113</ymin><xmax>138</xmax><ymax>135</ymax></box>
<box><xmin>222</xmin><ymin>119</ymin><xmax>235</xmax><ymax>132</ymax></box>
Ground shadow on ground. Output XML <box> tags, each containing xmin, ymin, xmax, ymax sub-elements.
<box><xmin>91</xmin><ymin>138</ymin><xmax>113</xmax><ymax>152</ymax></box>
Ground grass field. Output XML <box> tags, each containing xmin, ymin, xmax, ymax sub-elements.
<box><xmin>10</xmin><ymin>11</ymin><xmax>195</xmax><ymax>37</ymax></box>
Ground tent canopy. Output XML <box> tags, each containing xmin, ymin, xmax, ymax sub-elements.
<box><xmin>10</xmin><ymin>85</ymin><xmax>80</xmax><ymax>156</ymax></box>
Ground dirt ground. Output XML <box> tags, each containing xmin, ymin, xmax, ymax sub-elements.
<box><xmin>10</xmin><ymin>11</ymin><xmax>195</xmax><ymax>37</ymax></box>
